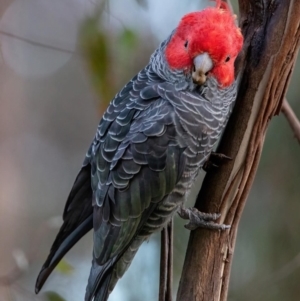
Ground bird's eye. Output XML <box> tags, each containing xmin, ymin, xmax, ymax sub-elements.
<box><xmin>225</xmin><ymin>56</ymin><xmax>231</xmax><ymax>62</ymax></box>
<box><xmin>184</xmin><ymin>40</ymin><xmax>189</xmax><ymax>48</ymax></box>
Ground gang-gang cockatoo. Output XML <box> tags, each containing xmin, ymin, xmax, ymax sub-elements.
<box><xmin>36</xmin><ymin>1</ymin><xmax>243</xmax><ymax>300</ymax></box>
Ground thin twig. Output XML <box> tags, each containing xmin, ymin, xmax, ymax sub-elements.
<box><xmin>0</xmin><ymin>30</ymin><xmax>79</xmax><ymax>55</ymax></box>
<box><xmin>281</xmin><ymin>98</ymin><xmax>300</xmax><ymax>144</ymax></box>
<box><xmin>159</xmin><ymin>226</ymin><xmax>168</xmax><ymax>301</ymax></box>
<box><xmin>159</xmin><ymin>220</ymin><xmax>173</xmax><ymax>301</ymax></box>
<box><xmin>224</xmin><ymin>0</ymin><xmax>235</xmax><ymax>14</ymax></box>
<box><xmin>166</xmin><ymin>220</ymin><xmax>173</xmax><ymax>301</ymax></box>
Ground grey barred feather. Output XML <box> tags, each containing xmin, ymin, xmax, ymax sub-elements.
<box><xmin>35</xmin><ymin>31</ymin><xmax>237</xmax><ymax>301</ymax></box>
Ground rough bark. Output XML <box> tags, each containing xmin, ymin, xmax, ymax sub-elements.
<box><xmin>176</xmin><ymin>1</ymin><xmax>300</xmax><ymax>301</ymax></box>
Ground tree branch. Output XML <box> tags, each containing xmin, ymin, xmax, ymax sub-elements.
<box><xmin>177</xmin><ymin>1</ymin><xmax>300</xmax><ymax>300</ymax></box>
<box><xmin>281</xmin><ymin>99</ymin><xmax>300</xmax><ymax>144</ymax></box>
<box><xmin>159</xmin><ymin>221</ymin><xmax>173</xmax><ymax>301</ymax></box>
<box><xmin>0</xmin><ymin>30</ymin><xmax>78</xmax><ymax>55</ymax></box>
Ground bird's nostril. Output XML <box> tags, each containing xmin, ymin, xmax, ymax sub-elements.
<box><xmin>193</xmin><ymin>65</ymin><xmax>196</xmax><ymax>72</ymax></box>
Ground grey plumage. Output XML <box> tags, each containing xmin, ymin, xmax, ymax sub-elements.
<box><xmin>35</xmin><ymin>33</ymin><xmax>237</xmax><ymax>301</ymax></box>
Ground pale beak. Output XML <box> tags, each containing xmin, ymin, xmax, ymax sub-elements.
<box><xmin>192</xmin><ymin>53</ymin><xmax>213</xmax><ymax>85</ymax></box>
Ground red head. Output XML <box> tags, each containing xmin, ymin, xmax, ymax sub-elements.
<box><xmin>165</xmin><ymin>0</ymin><xmax>243</xmax><ymax>87</ymax></box>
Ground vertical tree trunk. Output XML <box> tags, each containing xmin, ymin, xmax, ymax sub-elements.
<box><xmin>176</xmin><ymin>1</ymin><xmax>300</xmax><ymax>300</ymax></box>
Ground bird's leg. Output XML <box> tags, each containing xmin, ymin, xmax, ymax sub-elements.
<box><xmin>202</xmin><ymin>151</ymin><xmax>232</xmax><ymax>172</ymax></box>
<box><xmin>178</xmin><ymin>207</ymin><xmax>230</xmax><ymax>231</ymax></box>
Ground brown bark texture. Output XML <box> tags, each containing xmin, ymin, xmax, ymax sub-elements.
<box><xmin>176</xmin><ymin>1</ymin><xmax>300</xmax><ymax>301</ymax></box>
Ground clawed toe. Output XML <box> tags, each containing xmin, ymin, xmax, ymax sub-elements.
<box><xmin>203</xmin><ymin>152</ymin><xmax>232</xmax><ymax>172</ymax></box>
<box><xmin>178</xmin><ymin>207</ymin><xmax>230</xmax><ymax>231</ymax></box>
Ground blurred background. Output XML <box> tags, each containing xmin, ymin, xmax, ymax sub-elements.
<box><xmin>0</xmin><ymin>0</ymin><xmax>299</xmax><ymax>300</ymax></box>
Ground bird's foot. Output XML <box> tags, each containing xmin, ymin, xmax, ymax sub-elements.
<box><xmin>203</xmin><ymin>152</ymin><xmax>232</xmax><ymax>172</ymax></box>
<box><xmin>178</xmin><ymin>206</ymin><xmax>230</xmax><ymax>231</ymax></box>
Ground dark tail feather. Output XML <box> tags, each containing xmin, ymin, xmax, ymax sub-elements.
<box><xmin>85</xmin><ymin>258</ymin><xmax>113</xmax><ymax>301</ymax></box>
<box><xmin>35</xmin><ymin>215</ymin><xmax>93</xmax><ymax>293</ymax></box>
<box><xmin>36</xmin><ymin>164</ymin><xmax>93</xmax><ymax>293</ymax></box>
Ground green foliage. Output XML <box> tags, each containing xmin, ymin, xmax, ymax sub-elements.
<box><xmin>80</xmin><ymin>11</ymin><xmax>139</xmax><ymax>114</ymax></box>
<box><xmin>118</xmin><ymin>28</ymin><xmax>137</xmax><ymax>53</ymax></box>
<box><xmin>80</xmin><ymin>16</ymin><xmax>111</xmax><ymax>110</ymax></box>
<box><xmin>44</xmin><ymin>291</ymin><xmax>67</xmax><ymax>301</ymax></box>
<box><xmin>55</xmin><ymin>259</ymin><xmax>74</xmax><ymax>275</ymax></box>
